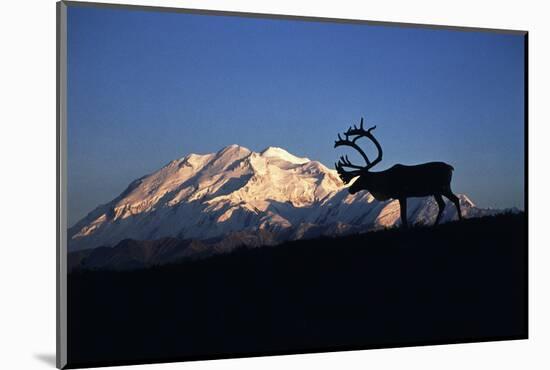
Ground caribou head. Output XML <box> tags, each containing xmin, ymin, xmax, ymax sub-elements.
<box><xmin>334</xmin><ymin>117</ymin><xmax>462</xmax><ymax>228</ymax></box>
<box><xmin>334</xmin><ymin>118</ymin><xmax>383</xmax><ymax>196</ymax></box>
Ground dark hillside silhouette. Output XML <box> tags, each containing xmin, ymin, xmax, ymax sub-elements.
<box><xmin>68</xmin><ymin>213</ymin><xmax>526</xmax><ymax>367</ymax></box>
<box><xmin>335</xmin><ymin>118</ymin><xmax>462</xmax><ymax>227</ymax></box>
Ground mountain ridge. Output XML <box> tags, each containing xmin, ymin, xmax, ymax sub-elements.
<box><xmin>69</xmin><ymin>144</ymin><xmax>502</xmax><ymax>253</ymax></box>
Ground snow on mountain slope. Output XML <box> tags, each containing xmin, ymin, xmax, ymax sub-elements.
<box><xmin>68</xmin><ymin>145</ymin><xmax>498</xmax><ymax>252</ymax></box>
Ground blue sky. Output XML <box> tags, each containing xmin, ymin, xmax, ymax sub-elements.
<box><xmin>67</xmin><ymin>5</ymin><xmax>525</xmax><ymax>226</ymax></box>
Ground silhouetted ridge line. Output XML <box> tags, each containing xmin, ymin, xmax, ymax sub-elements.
<box><xmin>69</xmin><ymin>213</ymin><xmax>523</xmax><ymax>272</ymax></box>
<box><xmin>67</xmin><ymin>212</ymin><xmax>526</xmax><ymax>366</ymax></box>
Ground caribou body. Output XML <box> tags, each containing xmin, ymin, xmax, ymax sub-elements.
<box><xmin>334</xmin><ymin>118</ymin><xmax>462</xmax><ymax>228</ymax></box>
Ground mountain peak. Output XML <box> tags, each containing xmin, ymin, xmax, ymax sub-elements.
<box><xmin>217</xmin><ymin>144</ymin><xmax>251</xmax><ymax>155</ymax></box>
<box><xmin>68</xmin><ymin>144</ymin><xmax>496</xmax><ymax>253</ymax></box>
<box><xmin>260</xmin><ymin>146</ymin><xmax>310</xmax><ymax>164</ymax></box>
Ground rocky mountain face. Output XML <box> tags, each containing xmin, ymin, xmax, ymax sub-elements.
<box><xmin>68</xmin><ymin>145</ymin><xmax>498</xmax><ymax>261</ymax></box>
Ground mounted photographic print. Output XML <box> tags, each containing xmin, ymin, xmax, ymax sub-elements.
<box><xmin>56</xmin><ymin>1</ymin><xmax>528</xmax><ymax>368</ymax></box>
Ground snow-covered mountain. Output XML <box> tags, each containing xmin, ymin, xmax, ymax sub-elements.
<box><xmin>68</xmin><ymin>145</ymin><xmax>498</xmax><ymax>253</ymax></box>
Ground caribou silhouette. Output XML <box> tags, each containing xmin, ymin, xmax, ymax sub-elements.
<box><xmin>334</xmin><ymin>118</ymin><xmax>462</xmax><ymax>228</ymax></box>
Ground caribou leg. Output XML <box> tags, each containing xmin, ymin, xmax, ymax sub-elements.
<box><xmin>443</xmin><ymin>190</ymin><xmax>462</xmax><ymax>221</ymax></box>
<box><xmin>399</xmin><ymin>198</ymin><xmax>408</xmax><ymax>229</ymax></box>
<box><xmin>434</xmin><ymin>194</ymin><xmax>446</xmax><ymax>225</ymax></box>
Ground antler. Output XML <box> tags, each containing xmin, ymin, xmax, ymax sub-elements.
<box><xmin>334</xmin><ymin>121</ymin><xmax>371</xmax><ymax>166</ymax></box>
<box><xmin>334</xmin><ymin>117</ymin><xmax>383</xmax><ymax>183</ymax></box>
<box><xmin>334</xmin><ymin>161</ymin><xmax>362</xmax><ymax>184</ymax></box>
<box><xmin>346</xmin><ymin>118</ymin><xmax>383</xmax><ymax>170</ymax></box>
